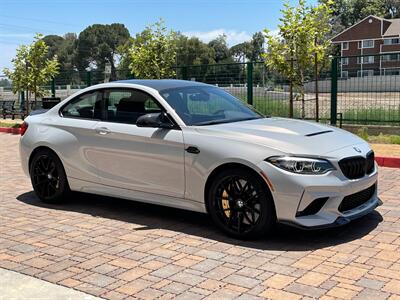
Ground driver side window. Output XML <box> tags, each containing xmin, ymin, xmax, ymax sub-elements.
<box><xmin>104</xmin><ymin>89</ymin><xmax>162</xmax><ymax>125</ymax></box>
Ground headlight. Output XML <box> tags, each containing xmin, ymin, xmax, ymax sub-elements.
<box><xmin>266</xmin><ymin>156</ymin><xmax>335</xmax><ymax>174</ymax></box>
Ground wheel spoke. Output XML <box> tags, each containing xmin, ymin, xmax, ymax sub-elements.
<box><xmin>241</xmin><ymin>181</ymin><xmax>250</xmax><ymax>195</ymax></box>
<box><xmin>233</xmin><ymin>179</ymin><xmax>242</xmax><ymax>194</ymax></box>
<box><xmin>243</xmin><ymin>212</ymin><xmax>255</xmax><ymax>225</ymax></box>
<box><xmin>35</xmin><ymin>179</ymin><xmax>48</xmax><ymax>186</ymax></box>
<box><xmin>48</xmin><ymin>162</ymin><xmax>56</xmax><ymax>174</ymax></box>
<box><xmin>244</xmin><ymin>204</ymin><xmax>260</xmax><ymax>214</ymax></box>
<box><xmin>237</xmin><ymin>212</ymin><xmax>243</xmax><ymax>233</ymax></box>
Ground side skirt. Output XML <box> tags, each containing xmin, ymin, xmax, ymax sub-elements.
<box><xmin>68</xmin><ymin>177</ymin><xmax>207</xmax><ymax>213</ymax></box>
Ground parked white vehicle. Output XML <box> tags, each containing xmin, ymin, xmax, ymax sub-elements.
<box><xmin>20</xmin><ymin>80</ymin><xmax>381</xmax><ymax>238</ymax></box>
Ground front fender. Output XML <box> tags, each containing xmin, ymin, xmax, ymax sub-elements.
<box><xmin>182</xmin><ymin>128</ymin><xmax>285</xmax><ymax>204</ymax></box>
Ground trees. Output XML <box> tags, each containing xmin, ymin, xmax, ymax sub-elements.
<box><xmin>128</xmin><ymin>19</ymin><xmax>177</xmax><ymax>79</ymax></box>
<box><xmin>28</xmin><ymin>34</ymin><xmax>60</xmax><ymax>102</ymax></box>
<box><xmin>263</xmin><ymin>0</ymin><xmax>333</xmax><ymax>119</ymax></box>
<box><xmin>43</xmin><ymin>33</ymin><xmax>77</xmax><ymax>84</ymax></box>
<box><xmin>3</xmin><ymin>45</ymin><xmax>30</xmax><ymax>100</ymax></box>
<box><xmin>208</xmin><ymin>35</ymin><xmax>230</xmax><ymax>63</ymax></box>
<box><xmin>76</xmin><ymin>24</ymin><xmax>130</xmax><ymax>80</ymax></box>
<box><xmin>230</xmin><ymin>42</ymin><xmax>251</xmax><ymax>63</ymax></box>
<box><xmin>323</xmin><ymin>0</ymin><xmax>400</xmax><ymax>35</ymax></box>
<box><xmin>248</xmin><ymin>32</ymin><xmax>265</xmax><ymax>62</ymax></box>
<box><xmin>175</xmin><ymin>34</ymin><xmax>215</xmax><ymax>66</ymax></box>
<box><xmin>3</xmin><ymin>33</ymin><xmax>60</xmax><ymax>110</ymax></box>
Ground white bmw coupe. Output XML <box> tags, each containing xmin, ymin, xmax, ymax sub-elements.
<box><xmin>20</xmin><ymin>80</ymin><xmax>381</xmax><ymax>239</ymax></box>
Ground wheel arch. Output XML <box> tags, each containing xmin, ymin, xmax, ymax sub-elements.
<box><xmin>28</xmin><ymin>146</ymin><xmax>60</xmax><ymax>172</ymax></box>
<box><xmin>203</xmin><ymin>162</ymin><xmax>275</xmax><ymax>215</ymax></box>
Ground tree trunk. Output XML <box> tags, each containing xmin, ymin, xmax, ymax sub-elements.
<box><xmin>300</xmin><ymin>72</ymin><xmax>305</xmax><ymax>119</ymax></box>
<box><xmin>34</xmin><ymin>79</ymin><xmax>37</xmax><ymax>109</ymax></box>
<box><xmin>110</xmin><ymin>60</ymin><xmax>116</xmax><ymax>81</ymax></box>
<box><xmin>289</xmin><ymin>55</ymin><xmax>294</xmax><ymax>118</ymax></box>
<box><xmin>289</xmin><ymin>80</ymin><xmax>293</xmax><ymax>118</ymax></box>
<box><xmin>314</xmin><ymin>37</ymin><xmax>319</xmax><ymax>122</ymax></box>
<box><xmin>26</xmin><ymin>89</ymin><xmax>30</xmax><ymax>116</ymax></box>
<box><xmin>301</xmin><ymin>89</ymin><xmax>305</xmax><ymax>119</ymax></box>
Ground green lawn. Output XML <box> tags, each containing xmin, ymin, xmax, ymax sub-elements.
<box><xmin>342</xmin><ymin>107</ymin><xmax>400</xmax><ymax>126</ymax></box>
<box><xmin>0</xmin><ymin>122</ymin><xmax>21</xmax><ymax>128</ymax></box>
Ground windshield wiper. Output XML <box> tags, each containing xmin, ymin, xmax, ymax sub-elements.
<box><xmin>195</xmin><ymin>119</ymin><xmax>232</xmax><ymax>126</ymax></box>
<box><xmin>194</xmin><ymin>117</ymin><xmax>261</xmax><ymax>126</ymax></box>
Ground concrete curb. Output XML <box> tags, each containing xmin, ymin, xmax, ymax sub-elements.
<box><xmin>0</xmin><ymin>268</ymin><xmax>102</xmax><ymax>300</ymax></box>
<box><xmin>1</xmin><ymin>128</ymin><xmax>399</xmax><ymax>168</ymax></box>
<box><xmin>0</xmin><ymin>127</ymin><xmax>21</xmax><ymax>134</ymax></box>
<box><xmin>375</xmin><ymin>156</ymin><xmax>400</xmax><ymax>168</ymax></box>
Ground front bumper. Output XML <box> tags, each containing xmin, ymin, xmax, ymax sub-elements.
<box><xmin>279</xmin><ymin>197</ymin><xmax>382</xmax><ymax>230</ymax></box>
<box><xmin>257</xmin><ymin>151</ymin><xmax>380</xmax><ymax>229</ymax></box>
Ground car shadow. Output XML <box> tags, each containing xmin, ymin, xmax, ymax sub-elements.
<box><xmin>16</xmin><ymin>191</ymin><xmax>383</xmax><ymax>251</ymax></box>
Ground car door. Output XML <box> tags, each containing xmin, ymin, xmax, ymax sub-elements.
<box><xmin>93</xmin><ymin>88</ymin><xmax>185</xmax><ymax>199</ymax></box>
<box><xmin>54</xmin><ymin>90</ymin><xmax>103</xmax><ymax>183</ymax></box>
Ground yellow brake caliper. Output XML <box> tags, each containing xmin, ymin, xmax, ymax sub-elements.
<box><xmin>222</xmin><ymin>190</ymin><xmax>230</xmax><ymax>218</ymax></box>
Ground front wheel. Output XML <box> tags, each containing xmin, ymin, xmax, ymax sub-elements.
<box><xmin>30</xmin><ymin>149</ymin><xmax>70</xmax><ymax>204</ymax></box>
<box><xmin>207</xmin><ymin>167</ymin><xmax>276</xmax><ymax>239</ymax></box>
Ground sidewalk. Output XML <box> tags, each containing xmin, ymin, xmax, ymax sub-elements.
<box><xmin>0</xmin><ymin>268</ymin><xmax>101</xmax><ymax>300</ymax></box>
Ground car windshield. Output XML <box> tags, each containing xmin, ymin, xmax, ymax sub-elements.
<box><xmin>160</xmin><ymin>86</ymin><xmax>264</xmax><ymax>126</ymax></box>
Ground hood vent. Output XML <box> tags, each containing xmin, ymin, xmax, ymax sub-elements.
<box><xmin>305</xmin><ymin>130</ymin><xmax>333</xmax><ymax>137</ymax></box>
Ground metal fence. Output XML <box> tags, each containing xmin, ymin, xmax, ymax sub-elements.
<box><xmin>331</xmin><ymin>54</ymin><xmax>400</xmax><ymax>126</ymax></box>
<box><xmin>1</xmin><ymin>53</ymin><xmax>400</xmax><ymax>126</ymax></box>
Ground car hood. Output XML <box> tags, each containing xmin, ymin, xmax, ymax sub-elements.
<box><xmin>195</xmin><ymin>117</ymin><xmax>366</xmax><ymax>156</ymax></box>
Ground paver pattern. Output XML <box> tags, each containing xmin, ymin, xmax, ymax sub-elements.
<box><xmin>1</xmin><ymin>133</ymin><xmax>400</xmax><ymax>300</ymax></box>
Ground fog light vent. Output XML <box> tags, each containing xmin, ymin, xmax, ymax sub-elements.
<box><xmin>296</xmin><ymin>197</ymin><xmax>329</xmax><ymax>217</ymax></box>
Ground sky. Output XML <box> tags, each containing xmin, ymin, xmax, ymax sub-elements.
<box><xmin>0</xmin><ymin>0</ymin><xmax>317</xmax><ymax>71</ymax></box>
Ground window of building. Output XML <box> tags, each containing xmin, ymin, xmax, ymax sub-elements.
<box><xmin>341</xmin><ymin>71</ymin><xmax>348</xmax><ymax>78</ymax></box>
<box><xmin>357</xmin><ymin>56</ymin><xmax>375</xmax><ymax>64</ymax></box>
<box><xmin>341</xmin><ymin>57</ymin><xmax>349</xmax><ymax>65</ymax></box>
<box><xmin>357</xmin><ymin>70</ymin><xmax>374</xmax><ymax>77</ymax></box>
<box><xmin>342</xmin><ymin>42</ymin><xmax>349</xmax><ymax>50</ymax></box>
<box><xmin>358</xmin><ymin>40</ymin><xmax>374</xmax><ymax>49</ymax></box>
<box><xmin>383</xmin><ymin>38</ymin><xmax>400</xmax><ymax>45</ymax></box>
<box><xmin>384</xmin><ymin>68</ymin><xmax>400</xmax><ymax>75</ymax></box>
<box><xmin>382</xmin><ymin>53</ymin><xmax>400</xmax><ymax>61</ymax></box>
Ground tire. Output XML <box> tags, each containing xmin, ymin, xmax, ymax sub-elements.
<box><xmin>207</xmin><ymin>167</ymin><xmax>276</xmax><ymax>239</ymax></box>
<box><xmin>30</xmin><ymin>149</ymin><xmax>70</xmax><ymax>204</ymax></box>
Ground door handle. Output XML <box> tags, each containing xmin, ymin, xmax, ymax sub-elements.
<box><xmin>186</xmin><ymin>146</ymin><xmax>200</xmax><ymax>154</ymax></box>
<box><xmin>95</xmin><ymin>127</ymin><xmax>111</xmax><ymax>135</ymax></box>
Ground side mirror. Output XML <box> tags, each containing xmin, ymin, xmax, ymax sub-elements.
<box><xmin>136</xmin><ymin>112</ymin><xmax>175</xmax><ymax>129</ymax></box>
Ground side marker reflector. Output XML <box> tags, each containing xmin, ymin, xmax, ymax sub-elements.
<box><xmin>260</xmin><ymin>171</ymin><xmax>274</xmax><ymax>192</ymax></box>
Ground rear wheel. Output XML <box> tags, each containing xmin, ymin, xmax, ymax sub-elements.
<box><xmin>30</xmin><ymin>149</ymin><xmax>69</xmax><ymax>203</ymax></box>
<box><xmin>207</xmin><ymin>167</ymin><xmax>275</xmax><ymax>239</ymax></box>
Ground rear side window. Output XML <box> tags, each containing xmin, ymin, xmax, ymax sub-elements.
<box><xmin>61</xmin><ymin>91</ymin><xmax>102</xmax><ymax>120</ymax></box>
<box><xmin>104</xmin><ymin>89</ymin><xmax>162</xmax><ymax>124</ymax></box>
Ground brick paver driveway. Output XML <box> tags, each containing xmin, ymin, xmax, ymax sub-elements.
<box><xmin>1</xmin><ymin>133</ymin><xmax>400</xmax><ymax>300</ymax></box>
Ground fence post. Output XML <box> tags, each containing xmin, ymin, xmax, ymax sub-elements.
<box><xmin>86</xmin><ymin>71</ymin><xmax>92</xmax><ymax>87</ymax></box>
<box><xmin>51</xmin><ymin>77</ymin><xmax>56</xmax><ymax>97</ymax></box>
<box><xmin>247</xmin><ymin>62</ymin><xmax>253</xmax><ymax>105</ymax></box>
<box><xmin>181</xmin><ymin>66</ymin><xmax>188</xmax><ymax>80</ymax></box>
<box><xmin>330</xmin><ymin>57</ymin><xmax>338</xmax><ymax>126</ymax></box>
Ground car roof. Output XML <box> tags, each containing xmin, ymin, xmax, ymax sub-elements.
<box><xmin>115</xmin><ymin>79</ymin><xmax>211</xmax><ymax>92</ymax></box>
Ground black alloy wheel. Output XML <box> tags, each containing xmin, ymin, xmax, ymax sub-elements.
<box><xmin>30</xmin><ymin>149</ymin><xmax>69</xmax><ymax>203</ymax></box>
<box><xmin>208</xmin><ymin>167</ymin><xmax>275</xmax><ymax>239</ymax></box>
